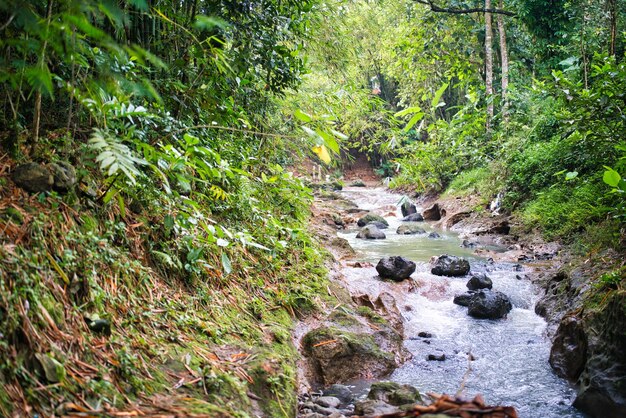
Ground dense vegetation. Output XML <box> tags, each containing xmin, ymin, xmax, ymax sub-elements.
<box><xmin>1</xmin><ymin>0</ymin><xmax>625</xmax><ymax>416</ymax></box>
<box><xmin>289</xmin><ymin>0</ymin><xmax>625</xmax><ymax>246</ymax></box>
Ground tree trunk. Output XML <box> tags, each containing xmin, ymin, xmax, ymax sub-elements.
<box><xmin>608</xmin><ymin>0</ymin><xmax>617</xmax><ymax>56</ymax></box>
<box><xmin>497</xmin><ymin>0</ymin><xmax>509</xmax><ymax>122</ymax></box>
<box><xmin>32</xmin><ymin>0</ymin><xmax>54</xmax><ymax>146</ymax></box>
<box><xmin>485</xmin><ymin>0</ymin><xmax>494</xmax><ymax>132</ymax></box>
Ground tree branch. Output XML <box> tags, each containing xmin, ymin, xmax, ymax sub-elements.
<box><xmin>414</xmin><ymin>0</ymin><xmax>517</xmax><ymax>17</ymax></box>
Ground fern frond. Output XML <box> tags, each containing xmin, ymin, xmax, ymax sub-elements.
<box><xmin>89</xmin><ymin>128</ymin><xmax>146</xmax><ymax>185</ymax></box>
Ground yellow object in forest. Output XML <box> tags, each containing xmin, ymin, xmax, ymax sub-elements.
<box><xmin>312</xmin><ymin>144</ymin><xmax>331</xmax><ymax>164</ymax></box>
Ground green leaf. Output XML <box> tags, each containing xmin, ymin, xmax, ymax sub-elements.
<box><xmin>395</xmin><ymin>106</ymin><xmax>422</xmax><ymax>117</ymax></box>
<box><xmin>603</xmin><ymin>167</ymin><xmax>622</xmax><ymax>187</ymax></box>
<box><xmin>565</xmin><ymin>171</ymin><xmax>578</xmax><ymax>181</ymax></box>
<box><xmin>316</xmin><ymin>129</ymin><xmax>340</xmax><ymax>154</ymax></box>
<box><xmin>294</xmin><ymin>109</ymin><xmax>313</xmax><ymax>123</ymax></box>
<box><xmin>221</xmin><ymin>253</ymin><xmax>232</xmax><ymax>275</ymax></box>
<box><xmin>403</xmin><ymin>112</ymin><xmax>425</xmax><ymax>132</ymax></box>
<box><xmin>194</xmin><ymin>15</ymin><xmax>228</xmax><ymax>30</ymax></box>
<box><xmin>431</xmin><ymin>82</ymin><xmax>449</xmax><ymax>109</ymax></box>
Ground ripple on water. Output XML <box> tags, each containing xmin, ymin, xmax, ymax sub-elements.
<box><xmin>337</xmin><ymin>187</ymin><xmax>587</xmax><ymax>418</ymax></box>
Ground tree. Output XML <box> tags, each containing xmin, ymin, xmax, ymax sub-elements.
<box><xmin>485</xmin><ymin>0</ymin><xmax>494</xmax><ymax>131</ymax></box>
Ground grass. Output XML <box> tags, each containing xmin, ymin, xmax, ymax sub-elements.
<box><xmin>0</xmin><ymin>168</ymin><xmax>334</xmax><ymax>417</ymax></box>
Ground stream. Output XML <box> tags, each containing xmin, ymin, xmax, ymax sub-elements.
<box><xmin>336</xmin><ymin>187</ymin><xmax>586</xmax><ymax>418</ymax></box>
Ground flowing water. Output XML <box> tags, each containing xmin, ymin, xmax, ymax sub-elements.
<box><xmin>336</xmin><ymin>187</ymin><xmax>586</xmax><ymax>418</ymax></box>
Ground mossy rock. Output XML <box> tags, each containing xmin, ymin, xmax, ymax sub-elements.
<box><xmin>302</xmin><ymin>327</ymin><xmax>396</xmax><ymax>385</ymax></box>
<box><xmin>357</xmin><ymin>214</ymin><xmax>389</xmax><ymax>227</ymax></box>
<box><xmin>367</xmin><ymin>381</ymin><xmax>422</xmax><ymax>406</ymax></box>
<box><xmin>2</xmin><ymin>207</ymin><xmax>24</xmax><ymax>224</ymax></box>
<box><xmin>396</xmin><ymin>224</ymin><xmax>426</xmax><ymax>235</ymax></box>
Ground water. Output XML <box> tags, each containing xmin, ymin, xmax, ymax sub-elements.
<box><xmin>336</xmin><ymin>187</ymin><xmax>585</xmax><ymax>418</ymax></box>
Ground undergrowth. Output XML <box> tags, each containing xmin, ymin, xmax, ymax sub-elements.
<box><xmin>0</xmin><ymin>154</ymin><xmax>333</xmax><ymax>417</ymax></box>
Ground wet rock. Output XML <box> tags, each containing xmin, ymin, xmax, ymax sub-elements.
<box><xmin>418</xmin><ymin>332</ymin><xmax>433</xmax><ymax>338</ymax></box>
<box><xmin>352</xmin><ymin>292</ymin><xmax>405</xmax><ymax>335</ymax></box>
<box><xmin>376</xmin><ymin>256</ymin><xmax>416</xmax><ymax>282</ymax></box>
<box><xmin>315</xmin><ymin>396</ymin><xmax>341</xmax><ymax>409</ymax></box>
<box><xmin>461</xmin><ymin>239</ymin><xmax>478</xmax><ymax>248</ymax></box>
<box><xmin>431</xmin><ymin>255</ymin><xmax>470</xmax><ymax>277</ymax></box>
<box><xmin>357</xmin><ymin>214</ymin><xmax>389</xmax><ymax>227</ymax></box>
<box><xmin>453</xmin><ymin>292</ymin><xmax>476</xmax><ymax>307</ymax></box>
<box><xmin>422</xmin><ymin>203</ymin><xmax>443</xmax><ymax>221</ymax></box>
<box><xmin>354</xmin><ymin>399</ymin><xmax>399</xmax><ymax>416</ymax></box>
<box><xmin>356</xmin><ymin>224</ymin><xmax>386</xmax><ymax>240</ymax></box>
<box><xmin>466</xmin><ymin>274</ymin><xmax>493</xmax><ymax>290</ymax></box>
<box><xmin>323</xmin><ymin>384</ymin><xmax>353</xmax><ymax>404</ymax></box>
<box><xmin>467</xmin><ymin>290</ymin><xmax>512</xmax><ymax>319</ymax></box>
<box><xmin>401</xmin><ymin>213</ymin><xmax>424</xmax><ymax>222</ymax></box>
<box><xmin>401</xmin><ymin>200</ymin><xmax>417</xmax><ymax>217</ymax></box>
<box><xmin>12</xmin><ymin>163</ymin><xmax>54</xmax><ymax>193</ymax></box>
<box><xmin>367</xmin><ymin>221</ymin><xmax>389</xmax><ymax>230</ymax></box>
<box><xmin>302</xmin><ymin>327</ymin><xmax>396</xmax><ymax>385</ymax></box>
<box><xmin>573</xmin><ymin>291</ymin><xmax>626</xmax><ymax>418</ymax></box>
<box><xmin>396</xmin><ymin>224</ymin><xmax>426</xmax><ymax>235</ymax></box>
<box><xmin>367</xmin><ymin>381</ymin><xmax>421</xmax><ymax>406</ymax></box>
<box><xmin>350</xmin><ymin>179</ymin><xmax>366</xmax><ymax>187</ymax></box>
<box><xmin>428</xmin><ymin>232</ymin><xmax>441</xmax><ymax>239</ymax></box>
<box><xmin>549</xmin><ymin>314</ymin><xmax>587</xmax><ymax>380</ymax></box>
<box><xmin>427</xmin><ymin>353</ymin><xmax>446</xmax><ymax>361</ymax></box>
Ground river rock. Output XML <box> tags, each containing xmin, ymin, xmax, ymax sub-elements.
<box><xmin>376</xmin><ymin>256</ymin><xmax>416</xmax><ymax>281</ymax></box>
<box><xmin>453</xmin><ymin>292</ymin><xmax>476</xmax><ymax>307</ymax></box>
<box><xmin>431</xmin><ymin>255</ymin><xmax>470</xmax><ymax>277</ymax></box>
<box><xmin>356</xmin><ymin>224</ymin><xmax>386</xmax><ymax>239</ymax></box>
<box><xmin>401</xmin><ymin>200</ymin><xmax>417</xmax><ymax>217</ymax></box>
<box><xmin>427</xmin><ymin>353</ymin><xmax>446</xmax><ymax>361</ymax></box>
<box><xmin>350</xmin><ymin>179</ymin><xmax>366</xmax><ymax>187</ymax></box>
<box><xmin>302</xmin><ymin>327</ymin><xmax>397</xmax><ymax>385</ymax></box>
<box><xmin>357</xmin><ymin>214</ymin><xmax>389</xmax><ymax>227</ymax></box>
<box><xmin>428</xmin><ymin>232</ymin><xmax>441</xmax><ymax>239</ymax></box>
<box><xmin>323</xmin><ymin>384</ymin><xmax>353</xmax><ymax>404</ymax></box>
<box><xmin>367</xmin><ymin>221</ymin><xmax>389</xmax><ymax>229</ymax></box>
<box><xmin>422</xmin><ymin>203</ymin><xmax>443</xmax><ymax>221</ymax></box>
<box><xmin>573</xmin><ymin>291</ymin><xmax>626</xmax><ymax>418</ymax></box>
<box><xmin>467</xmin><ymin>273</ymin><xmax>493</xmax><ymax>290</ymax></box>
<box><xmin>367</xmin><ymin>381</ymin><xmax>421</xmax><ymax>406</ymax></box>
<box><xmin>354</xmin><ymin>399</ymin><xmax>399</xmax><ymax>416</ymax></box>
<box><xmin>549</xmin><ymin>314</ymin><xmax>587</xmax><ymax>380</ymax></box>
<box><xmin>315</xmin><ymin>396</ymin><xmax>342</xmax><ymax>409</ymax></box>
<box><xmin>401</xmin><ymin>213</ymin><xmax>424</xmax><ymax>222</ymax></box>
<box><xmin>467</xmin><ymin>290</ymin><xmax>512</xmax><ymax>319</ymax></box>
<box><xmin>396</xmin><ymin>224</ymin><xmax>426</xmax><ymax>235</ymax></box>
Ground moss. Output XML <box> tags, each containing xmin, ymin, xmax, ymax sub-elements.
<box><xmin>356</xmin><ymin>306</ymin><xmax>388</xmax><ymax>325</ymax></box>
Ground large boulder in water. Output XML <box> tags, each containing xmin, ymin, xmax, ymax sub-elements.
<box><xmin>431</xmin><ymin>255</ymin><xmax>470</xmax><ymax>277</ymax></box>
<box><xmin>367</xmin><ymin>381</ymin><xmax>421</xmax><ymax>406</ymax></box>
<box><xmin>376</xmin><ymin>256</ymin><xmax>416</xmax><ymax>281</ymax></box>
<box><xmin>367</xmin><ymin>221</ymin><xmax>389</xmax><ymax>230</ymax></box>
<box><xmin>467</xmin><ymin>290</ymin><xmax>512</xmax><ymax>319</ymax></box>
<box><xmin>467</xmin><ymin>273</ymin><xmax>493</xmax><ymax>290</ymax></box>
<box><xmin>453</xmin><ymin>292</ymin><xmax>476</xmax><ymax>307</ymax></box>
<box><xmin>402</xmin><ymin>213</ymin><xmax>424</xmax><ymax>222</ymax></box>
<box><xmin>357</xmin><ymin>224</ymin><xmax>386</xmax><ymax>239</ymax></box>
<box><xmin>401</xmin><ymin>200</ymin><xmax>417</xmax><ymax>217</ymax></box>
<box><xmin>357</xmin><ymin>213</ymin><xmax>389</xmax><ymax>227</ymax></box>
<box><xmin>396</xmin><ymin>224</ymin><xmax>426</xmax><ymax>235</ymax></box>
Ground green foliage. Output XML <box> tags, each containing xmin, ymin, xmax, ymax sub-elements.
<box><xmin>520</xmin><ymin>179</ymin><xmax>607</xmax><ymax>240</ymax></box>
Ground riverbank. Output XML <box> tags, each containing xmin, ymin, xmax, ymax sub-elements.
<box><xmin>299</xmin><ymin>179</ymin><xmax>624</xmax><ymax>418</ymax></box>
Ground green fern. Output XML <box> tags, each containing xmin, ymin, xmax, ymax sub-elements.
<box><xmin>88</xmin><ymin>128</ymin><xmax>146</xmax><ymax>185</ymax></box>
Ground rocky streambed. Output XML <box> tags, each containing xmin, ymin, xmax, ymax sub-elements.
<box><xmin>297</xmin><ymin>186</ymin><xmax>589</xmax><ymax>418</ymax></box>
